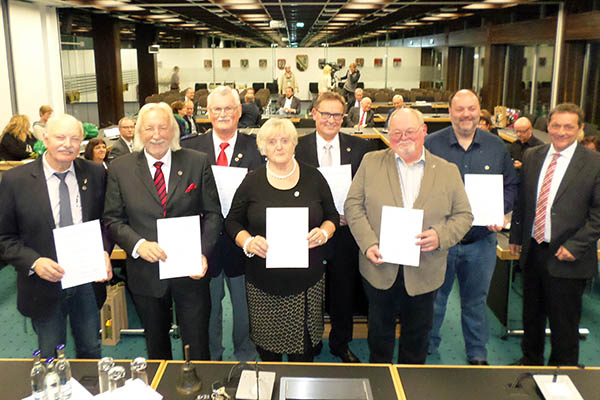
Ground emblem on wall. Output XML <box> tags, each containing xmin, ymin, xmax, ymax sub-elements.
<box><xmin>296</xmin><ymin>55</ymin><xmax>308</xmax><ymax>72</ymax></box>
<box><xmin>337</xmin><ymin>58</ymin><xmax>345</xmax><ymax>68</ymax></box>
<box><xmin>259</xmin><ymin>59</ymin><xmax>268</xmax><ymax>68</ymax></box>
<box><xmin>355</xmin><ymin>58</ymin><xmax>364</xmax><ymax>67</ymax></box>
<box><xmin>277</xmin><ymin>59</ymin><xmax>286</xmax><ymax>70</ymax></box>
<box><xmin>318</xmin><ymin>58</ymin><xmax>326</xmax><ymax>69</ymax></box>
<box><xmin>241</xmin><ymin>59</ymin><xmax>249</xmax><ymax>68</ymax></box>
<box><xmin>204</xmin><ymin>59</ymin><xmax>212</xmax><ymax>68</ymax></box>
<box><xmin>374</xmin><ymin>58</ymin><xmax>383</xmax><ymax>67</ymax></box>
<box><xmin>222</xmin><ymin>59</ymin><xmax>231</xmax><ymax>68</ymax></box>
<box><xmin>393</xmin><ymin>58</ymin><xmax>402</xmax><ymax>67</ymax></box>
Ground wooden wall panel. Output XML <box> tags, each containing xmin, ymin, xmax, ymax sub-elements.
<box><xmin>481</xmin><ymin>45</ymin><xmax>506</xmax><ymax>111</ymax></box>
<box><xmin>565</xmin><ymin>11</ymin><xmax>600</xmax><ymax>41</ymax></box>
<box><xmin>446</xmin><ymin>47</ymin><xmax>461</xmax><ymax>93</ymax></box>
<box><xmin>557</xmin><ymin>41</ymin><xmax>585</xmax><ymax>104</ymax></box>
<box><xmin>135</xmin><ymin>23</ymin><xmax>158</xmax><ymax>107</ymax></box>
<box><xmin>461</xmin><ymin>47</ymin><xmax>475</xmax><ymax>91</ymax></box>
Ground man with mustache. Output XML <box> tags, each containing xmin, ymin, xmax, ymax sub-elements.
<box><xmin>104</xmin><ymin>102</ymin><xmax>222</xmax><ymax>360</ymax></box>
<box><xmin>425</xmin><ymin>89</ymin><xmax>519</xmax><ymax>365</ymax></box>
<box><xmin>0</xmin><ymin>114</ymin><xmax>112</xmax><ymax>358</ymax></box>
<box><xmin>182</xmin><ymin>86</ymin><xmax>263</xmax><ymax>361</ymax></box>
<box><xmin>345</xmin><ymin>108</ymin><xmax>472</xmax><ymax>364</ymax></box>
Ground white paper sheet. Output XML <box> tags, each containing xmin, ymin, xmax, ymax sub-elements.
<box><xmin>318</xmin><ymin>164</ymin><xmax>352</xmax><ymax>215</ymax></box>
<box><xmin>53</xmin><ymin>220</ymin><xmax>107</xmax><ymax>290</ymax></box>
<box><xmin>211</xmin><ymin>165</ymin><xmax>248</xmax><ymax>217</ymax></box>
<box><xmin>379</xmin><ymin>206</ymin><xmax>423</xmax><ymax>267</ymax></box>
<box><xmin>103</xmin><ymin>127</ymin><xmax>121</xmax><ymax>138</ymax></box>
<box><xmin>464</xmin><ymin>174</ymin><xmax>504</xmax><ymax>226</ymax></box>
<box><xmin>93</xmin><ymin>379</ymin><xmax>163</xmax><ymax>399</ymax></box>
<box><xmin>533</xmin><ymin>374</ymin><xmax>584</xmax><ymax>400</ymax></box>
<box><xmin>23</xmin><ymin>378</ymin><xmax>94</xmax><ymax>400</ymax></box>
<box><xmin>157</xmin><ymin>215</ymin><xmax>203</xmax><ymax>279</ymax></box>
<box><xmin>266</xmin><ymin>207</ymin><xmax>308</xmax><ymax>269</ymax></box>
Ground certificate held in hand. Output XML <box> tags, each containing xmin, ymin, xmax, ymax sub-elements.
<box><xmin>379</xmin><ymin>206</ymin><xmax>424</xmax><ymax>267</ymax></box>
<box><xmin>266</xmin><ymin>207</ymin><xmax>309</xmax><ymax>269</ymax></box>
<box><xmin>157</xmin><ymin>215</ymin><xmax>203</xmax><ymax>279</ymax></box>
<box><xmin>464</xmin><ymin>174</ymin><xmax>504</xmax><ymax>227</ymax></box>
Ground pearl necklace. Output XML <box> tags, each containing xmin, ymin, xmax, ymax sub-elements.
<box><xmin>267</xmin><ymin>159</ymin><xmax>297</xmax><ymax>179</ymax></box>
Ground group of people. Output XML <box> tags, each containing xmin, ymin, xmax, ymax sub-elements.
<box><xmin>0</xmin><ymin>85</ymin><xmax>597</xmax><ymax>369</ymax></box>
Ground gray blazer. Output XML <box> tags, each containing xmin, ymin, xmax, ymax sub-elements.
<box><xmin>344</xmin><ymin>148</ymin><xmax>473</xmax><ymax>295</ymax></box>
<box><xmin>108</xmin><ymin>137</ymin><xmax>131</xmax><ymax>161</ymax></box>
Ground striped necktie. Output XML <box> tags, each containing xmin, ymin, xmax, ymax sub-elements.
<box><xmin>153</xmin><ymin>161</ymin><xmax>167</xmax><ymax>216</ymax></box>
<box><xmin>533</xmin><ymin>153</ymin><xmax>560</xmax><ymax>243</ymax></box>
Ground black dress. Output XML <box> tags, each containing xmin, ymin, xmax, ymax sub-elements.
<box><xmin>0</xmin><ymin>133</ymin><xmax>36</xmax><ymax>161</ymax></box>
<box><xmin>225</xmin><ymin>161</ymin><xmax>339</xmax><ymax>354</ymax></box>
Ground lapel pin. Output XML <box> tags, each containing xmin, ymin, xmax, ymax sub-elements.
<box><xmin>234</xmin><ymin>158</ymin><xmax>239</xmax><ymax>162</ymax></box>
<box><xmin>238</xmin><ymin>153</ymin><xmax>243</xmax><ymax>159</ymax></box>
<box><xmin>484</xmin><ymin>165</ymin><xmax>490</xmax><ymax>171</ymax></box>
<box><xmin>178</xmin><ymin>170</ymin><xmax>183</xmax><ymax>176</ymax></box>
<box><xmin>346</xmin><ymin>147</ymin><xmax>351</xmax><ymax>152</ymax></box>
<box><xmin>83</xmin><ymin>178</ymin><xmax>88</xmax><ymax>184</ymax></box>
<box><xmin>82</xmin><ymin>185</ymin><xmax>87</xmax><ymax>191</ymax></box>
<box><xmin>294</xmin><ymin>191</ymin><xmax>300</xmax><ymax>198</ymax></box>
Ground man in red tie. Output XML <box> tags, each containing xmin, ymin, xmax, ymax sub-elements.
<box><xmin>510</xmin><ymin>103</ymin><xmax>600</xmax><ymax>366</ymax></box>
<box><xmin>347</xmin><ymin>97</ymin><xmax>374</xmax><ymax>129</ymax></box>
<box><xmin>181</xmin><ymin>86</ymin><xmax>263</xmax><ymax>361</ymax></box>
<box><xmin>104</xmin><ymin>102</ymin><xmax>222</xmax><ymax>360</ymax></box>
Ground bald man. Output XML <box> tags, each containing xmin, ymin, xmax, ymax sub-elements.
<box><xmin>509</xmin><ymin>117</ymin><xmax>543</xmax><ymax>169</ymax></box>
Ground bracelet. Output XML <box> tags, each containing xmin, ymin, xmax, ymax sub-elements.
<box><xmin>320</xmin><ymin>229</ymin><xmax>329</xmax><ymax>243</ymax></box>
<box><xmin>242</xmin><ymin>236</ymin><xmax>255</xmax><ymax>258</ymax></box>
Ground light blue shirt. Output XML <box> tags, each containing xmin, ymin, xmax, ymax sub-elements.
<box><xmin>395</xmin><ymin>150</ymin><xmax>425</xmax><ymax>209</ymax></box>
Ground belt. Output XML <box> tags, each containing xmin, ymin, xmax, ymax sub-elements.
<box><xmin>458</xmin><ymin>238</ymin><xmax>476</xmax><ymax>245</ymax></box>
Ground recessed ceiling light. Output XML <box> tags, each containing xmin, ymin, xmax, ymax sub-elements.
<box><xmin>147</xmin><ymin>15</ymin><xmax>172</xmax><ymax>20</ymax></box>
<box><xmin>225</xmin><ymin>5</ymin><xmax>262</xmax><ymax>10</ymax></box>
<box><xmin>113</xmin><ymin>5</ymin><xmax>144</xmax><ymax>11</ymax></box>
<box><xmin>433</xmin><ymin>13</ymin><xmax>462</xmax><ymax>18</ymax></box>
<box><xmin>344</xmin><ymin>4</ymin><xmax>380</xmax><ymax>10</ymax></box>
<box><xmin>421</xmin><ymin>17</ymin><xmax>445</xmax><ymax>21</ymax></box>
<box><xmin>179</xmin><ymin>23</ymin><xmax>197</xmax><ymax>27</ymax></box>
<box><xmin>463</xmin><ymin>3</ymin><xmax>500</xmax><ymax>9</ymax></box>
<box><xmin>161</xmin><ymin>18</ymin><xmax>184</xmax><ymax>22</ymax></box>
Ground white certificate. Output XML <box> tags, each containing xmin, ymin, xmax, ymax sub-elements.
<box><xmin>379</xmin><ymin>206</ymin><xmax>423</xmax><ymax>267</ymax></box>
<box><xmin>464</xmin><ymin>174</ymin><xmax>504</xmax><ymax>226</ymax></box>
<box><xmin>211</xmin><ymin>165</ymin><xmax>248</xmax><ymax>217</ymax></box>
<box><xmin>318</xmin><ymin>164</ymin><xmax>352</xmax><ymax>215</ymax></box>
<box><xmin>157</xmin><ymin>215</ymin><xmax>203</xmax><ymax>279</ymax></box>
<box><xmin>53</xmin><ymin>220</ymin><xmax>107</xmax><ymax>290</ymax></box>
<box><xmin>266</xmin><ymin>207</ymin><xmax>308</xmax><ymax>269</ymax></box>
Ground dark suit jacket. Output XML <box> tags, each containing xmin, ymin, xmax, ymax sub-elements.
<box><xmin>108</xmin><ymin>137</ymin><xmax>132</xmax><ymax>162</ymax></box>
<box><xmin>276</xmin><ymin>95</ymin><xmax>301</xmax><ymax>114</ymax></box>
<box><xmin>103</xmin><ymin>149</ymin><xmax>223</xmax><ymax>297</ymax></box>
<box><xmin>183</xmin><ymin>115</ymin><xmax>200</xmax><ymax>136</ymax></box>
<box><xmin>346</xmin><ymin>107</ymin><xmax>375</xmax><ymax>128</ymax></box>
<box><xmin>181</xmin><ymin>130</ymin><xmax>265</xmax><ymax>277</ymax></box>
<box><xmin>509</xmin><ymin>143</ymin><xmax>600</xmax><ymax>279</ymax></box>
<box><xmin>0</xmin><ymin>157</ymin><xmax>109</xmax><ymax>318</ymax></box>
<box><xmin>239</xmin><ymin>103</ymin><xmax>262</xmax><ymax>128</ymax></box>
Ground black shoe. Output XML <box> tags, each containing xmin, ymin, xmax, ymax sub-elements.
<box><xmin>331</xmin><ymin>347</ymin><xmax>361</xmax><ymax>363</ymax></box>
<box><xmin>313</xmin><ymin>341</ymin><xmax>323</xmax><ymax>356</ymax></box>
<box><xmin>468</xmin><ymin>359</ymin><xmax>489</xmax><ymax>366</ymax></box>
<box><xmin>511</xmin><ymin>357</ymin><xmax>539</xmax><ymax>366</ymax></box>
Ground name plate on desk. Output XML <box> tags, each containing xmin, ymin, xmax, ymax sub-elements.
<box><xmin>279</xmin><ymin>377</ymin><xmax>374</xmax><ymax>400</ymax></box>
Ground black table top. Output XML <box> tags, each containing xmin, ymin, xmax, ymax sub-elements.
<box><xmin>156</xmin><ymin>361</ymin><xmax>400</xmax><ymax>400</ymax></box>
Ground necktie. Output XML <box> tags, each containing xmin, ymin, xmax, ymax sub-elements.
<box><xmin>533</xmin><ymin>153</ymin><xmax>560</xmax><ymax>243</ymax></box>
<box><xmin>154</xmin><ymin>161</ymin><xmax>167</xmax><ymax>217</ymax></box>
<box><xmin>322</xmin><ymin>143</ymin><xmax>333</xmax><ymax>167</ymax></box>
<box><xmin>359</xmin><ymin>110</ymin><xmax>366</xmax><ymax>126</ymax></box>
<box><xmin>54</xmin><ymin>172</ymin><xmax>73</xmax><ymax>227</ymax></box>
<box><xmin>217</xmin><ymin>142</ymin><xmax>229</xmax><ymax>166</ymax></box>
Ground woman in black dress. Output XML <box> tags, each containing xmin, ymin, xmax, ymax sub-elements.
<box><xmin>225</xmin><ymin>117</ymin><xmax>339</xmax><ymax>362</ymax></box>
<box><xmin>0</xmin><ymin>114</ymin><xmax>36</xmax><ymax>161</ymax></box>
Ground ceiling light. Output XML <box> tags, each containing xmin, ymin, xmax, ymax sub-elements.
<box><xmin>463</xmin><ymin>3</ymin><xmax>500</xmax><ymax>9</ymax></box>
<box><xmin>403</xmin><ymin>21</ymin><xmax>426</xmax><ymax>26</ymax></box>
<box><xmin>147</xmin><ymin>15</ymin><xmax>172</xmax><ymax>20</ymax></box>
<box><xmin>296</xmin><ymin>22</ymin><xmax>304</xmax><ymax>28</ymax></box>
<box><xmin>344</xmin><ymin>4</ymin><xmax>380</xmax><ymax>10</ymax></box>
<box><xmin>161</xmin><ymin>18</ymin><xmax>184</xmax><ymax>22</ymax></box>
<box><xmin>179</xmin><ymin>23</ymin><xmax>197</xmax><ymax>27</ymax></box>
<box><xmin>113</xmin><ymin>5</ymin><xmax>144</xmax><ymax>11</ymax></box>
<box><xmin>433</xmin><ymin>13</ymin><xmax>462</xmax><ymax>18</ymax></box>
<box><xmin>421</xmin><ymin>17</ymin><xmax>445</xmax><ymax>21</ymax></box>
<box><xmin>225</xmin><ymin>5</ymin><xmax>262</xmax><ymax>10</ymax></box>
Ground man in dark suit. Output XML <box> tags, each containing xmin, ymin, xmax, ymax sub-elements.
<box><xmin>183</xmin><ymin>100</ymin><xmax>200</xmax><ymax>136</ymax></box>
<box><xmin>295</xmin><ymin>91</ymin><xmax>372</xmax><ymax>363</ymax></box>
<box><xmin>276</xmin><ymin>87</ymin><xmax>301</xmax><ymax>115</ymax></box>
<box><xmin>108</xmin><ymin>117</ymin><xmax>135</xmax><ymax>161</ymax></box>
<box><xmin>346</xmin><ymin>88</ymin><xmax>363</xmax><ymax>113</ymax></box>
<box><xmin>508</xmin><ymin>116</ymin><xmax>543</xmax><ymax>171</ymax></box>
<box><xmin>346</xmin><ymin>97</ymin><xmax>375</xmax><ymax>129</ymax></box>
<box><xmin>509</xmin><ymin>103</ymin><xmax>600</xmax><ymax>366</ymax></box>
<box><xmin>239</xmin><ymin>92</ymin><xmax>262</xmax><ymax>128</ymax></box>
<box><xmin>104</xmin><ymin>102</ymin><xmax>222</xmax><ymax>360</ymax></box>
<box><xmin>182</xmin><ymin>86</ymin><xmax>262</xmax><ymax>361</ymax></box>
<box><xmin>0</xmin><ymin>114</ymin><xmax>112</xmax><ymax>359</ymax></box>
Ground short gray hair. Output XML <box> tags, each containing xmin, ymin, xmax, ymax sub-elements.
<box><xmin>46</xmin><ymin>114</ymin><xmax>83</xmax><ymax>139</ymax></box>
<box><xmin>393</xmin><ymin>94</ymin><xmax>404</xmax><ymax>102</ymax></box>
<box><xmin>118</xmin><ymin>116</ymin><xmax>134</xmax><ymax>129</ymax></box>
<box><xmin>389</xmin><ymin>107</ymin><xmax>424</xmax><ymax>126</ymax></box>
<box><xmin>133</xmin><ymin>102</ymin><xmax>181</xmax><ymax>152</ymax></box>
<box><xmin>207</xmin><ymin>86</ymin><xmax>240</xmax><ymax>108</ymax></box>
<box><xmin>256</xmin><ymin>117</ymin><xmax>298</xmax><ymax>156</ymax></box>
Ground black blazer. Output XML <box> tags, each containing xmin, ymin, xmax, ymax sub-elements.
<box><xmin>276</xmin><ymin>95</ymin><xmax>301</xmax><ymax>114</ymax></box>
<box><xmin>239</xmin><ymin>103</ymin><xmax>262</xmax><ymax>128</ymax></box>
<box><xmin>346</xmin><ymin>107</ymin><xmax>375</xmax><ymax>128</ymax></box>
<box><xmin>510</xmin><ymin>143</ymin><xmax>600</xmax><ymax>279</ymax></box>
<box><xmin>108</xmin><ymin>137</ymin><xmax>131</xmax><ymax>162</ymax></box>
<box><xmin>181</xmin><ymin>131</ymin><xmax>265</xmax><ymax>277</ymax></box>
<box><xmin>0</xmin><ymin>157</ymin><xmax>109</xmax><ymax>318</ymax></box>
<box><xmin>104</xmin><ymin>149</ymin><xmax>223</xmax><ymax>297</ymax></box>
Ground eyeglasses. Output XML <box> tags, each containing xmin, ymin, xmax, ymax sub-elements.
<box><xmin>210</xmin><ymin>106</ymin><xmax>236</xmax><ymax>115</ymax></box>
<box><xmin>548</xmin><ymin>123</ymin><xmax>578</xmax><ymax>133</ymax></box>
<box><xmin>389</xmin><ymin>124</ymin><xmax>423</xmax><ymax>138</ymax></box>
<box><xmin>315</xmin><ymin>110</ymin><xmax>344</xmax><ymax>121</ymax></box>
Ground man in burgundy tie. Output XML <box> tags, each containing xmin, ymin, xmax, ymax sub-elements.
<box><xmin>510</xmin><ymin>103</ymin><xmax>600</xmax><ymax>366</ymax></box>
<box><xmin>104</xmin><ymin>102</ymin><xmax>222</xmax><ymax>360</ymax></box>
<box><xmin>181</xmin><ymin>86</ymin><xmax>264</xmax><ymax>361</ymax></box>
<box><xmin>347</xmin><ymin>97</ymin><xmax>374</xmax><ymax>129</ymax></box>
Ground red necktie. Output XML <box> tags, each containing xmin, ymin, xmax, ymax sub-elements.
<box><xmin>153</xmin><ymin>161</ymin><xmax>167</xmax><ymax>217</ymax></box>
<box><xmin>217</xmin><ymin>142</ymin><xmax>229</xmax><ymax>166</ymax></box>
<box><xmin>359</xmin><ymin>110</ymin><xmax>366</xmax><ymax>126</ymax></box>
<box><xmin>533</xmin><ymin>153</ymin><xmax>560</xmax><ymax>243</ymax></box>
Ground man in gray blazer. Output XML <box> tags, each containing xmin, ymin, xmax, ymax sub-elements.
<box><xmin>345</xmin><ymin>108</ymin><xmax>473</xmax><ymax>364</ymax></box>
<box><xmin>108</xmin><ymin>117</ymin><xmax>135</xmax><ymax>161</ymax></box>
<box><xmin>104</xmin><ymin>102</ymin><xmax>222</xmax><ymax>360</ymax></box>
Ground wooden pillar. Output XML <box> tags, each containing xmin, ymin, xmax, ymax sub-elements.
<box><xmin>461</xmin><ymin>47</ymin><xmax>475</xmax><ymax>91</ymax></box>
<box><xmin>504</xmin><ymin>46</ymin><xmax>526</xmax><ymax>109</ymax></box>
<box><xmin>557</xmin><ymin>41</ymin><xmax>585</xmax><ymax>104</ymax></box>
<box><xmin>91</xmin><ymin>14</ymin><xmax>124</xmax><ymax>128</ymax></box>
<box><xmin>135</xmin><ymin>23</ymin><xmax>158</xmax><ymax>107</ymax></box>
<box><xmin>446</xmin><ymin>47</ymin><xmax>461</xmax><ymax>93</ymax></box>
<box><xmin>481</xmin><ymin>44</ymin><xmax>506</xmax><ymax>111</ymax></box>
<box><xmin>420</xmin><ymin>48</ymin><xmax>433</xmax><ymax>88</ymax></box>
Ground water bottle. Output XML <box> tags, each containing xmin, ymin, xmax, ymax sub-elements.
<box><xmin>44</xmin><ymin>358</ymin><xmax>60</xmax><ymax>400</ymax></box>
<box><xmin>56</xmin><ymin>344</ymin><xmax>72</xmax><ymax>399</ymax></box>
<box><xmin>107</xmin><ymin>366</ymin><xmax>127</xmax><ymax>391</ymax></box>
<box><xmin>97</xmin><ymin>357</ymin><xmax>115</xmax><ymax>393</ymax></box>
<box><xmin>130</xmin><ymin>357</ymin><xmax>149</xmax><ymax>385</ymax></box>
<box><xmin>30</xmin><ymin>350</ymin><xmax>46</xmax><ymax>400</ymax></box>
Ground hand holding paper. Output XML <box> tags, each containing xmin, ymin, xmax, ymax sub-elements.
<box><xmin>157</xmin><ymin>215</ymin><xmax>204</xmax><ymax>279</ymax></box>
<box><xmin>138</xmin><ymin>241</ymin><xmax>167</xmax><ymax>263</ymax></box>
<box><xmin>415</xmin><ymin>229</ymin><xmax>439</xmax><ymax>252</ymax></box>
<box><xmin>32</xmin><ymin>257</ymin><xmax>64</xmax><ymax>282</ymax></box>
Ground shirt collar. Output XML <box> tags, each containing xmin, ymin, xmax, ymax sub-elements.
<box><xmin>549</xmin><ymin>140</ymin><xmax>577</xmax><ymax>160</ymax></box>
<box><xmin>448</xmin><ymin>127</ymin><xmax>483</xmax><ymax>148</ymax></box>
<box><xmin>394</xmin><ymin>148</ymin><xmax>426</xmax><ymax>167</ymax></box>
<box><xmin>42</xmin><ymin>152</ymin><xmax>75</xmax><ymax>181</ymax></box>
<box><xmin>316</xmin><ymin>131</ymin><xmax>339</xmax><ymax>149</ymax></box>
<box><xmin>144</xmin><ymin>148</ymin><xmax>172</xmax><ymax>171</ymax></box>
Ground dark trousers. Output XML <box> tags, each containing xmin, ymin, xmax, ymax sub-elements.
<box><xmin>131</xmin><ymin>277</ymin><xmax>210</xmax><ymax>360</ymax></box>
<box><xmin>363</xmin><ymin>270</ymin><xmax>436</xmax><ymax>364</ymax></box>
<box><xmin>326</xmin><ymin>226</ymin><xmax>361</xmax><ymax>353</ymax></box>
<box><xmin>521</xmin><ymin>240</ymin><xmax>587</xmax><ymax>366</ymax></box>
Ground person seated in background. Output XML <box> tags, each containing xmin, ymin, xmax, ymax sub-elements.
<box><xmin>385</xmin><ymin>95</ymin><xmax>404</xmax><ymax>129</ymax></box>
<box><xmin>478</xmin><ymin>109</ymin><xmax>498</xmax><ymax>135</ymax></box>
<box><xmin>581</xmin><ymin>136</ymin><xmax>600</xmax><ymax>152</ymax></box>
<box><xmin>508</xmin><ymin>116</ymin><xmax>543</xmax><ymax>170</ymax></box>
<box><xmin>171</xmin><ymin>100</ymin><xmax>190</xmax><ymax>138</ymax></box>
<box><xmin>84</xmin><ymin>137</ymin><xmax>109</xmax><ymax>169</ymax></box>
<box><xmin>347</xmin><ymin>88</ymin><xmax>364</xmax><ymax>112</ymax></box>
<box><xmin>183</xmin><ymin>100</ymin><xmax>199</xmax><ymax>135</ymax></box>
<box><xmin>108</xmin><ymin>117</ymin><xmax>135</xmax><ymax>161</ymax></box>
<box><xmin>33</xmin><ymin>105</ymin><xmax>53</xmax><ymax>141</ymax></box>
<box><xmin>243</xmin><ymin>88</ymin><xmax>263</xmax><ymax>112</ymax></box>
<box><xmin>239</xmin><ymin>92</ymin><xmax>262</xmax><ymax>128</ymax></box>
<box><xmin>0</xmin><ymin>114</ymin><xmax>36</xmax><ymax>161</ymax></box>
<box><xmin>277</xmin><ymin>87</ymin><xmax>301</xmax><ymax>115</ymax></box>
<box><xmin>183</xmin><ymin>87</ymin><xmax>194</xmax><ymax>103</ymax></box>
<box><xmin>278</xmin><ymin>65</ymin><xmax>299</xmax><ymax>96</ymax></box>
<box><xmin>346</xmin><ymin>97</ymin><xmax>374</xmax><ymax>129</ymax></box>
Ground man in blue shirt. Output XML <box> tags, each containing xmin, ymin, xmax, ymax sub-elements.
<box><xmin>425</xmin><ymin>89</ymin><xmax>518</xmax><ymax>365</ymax></box>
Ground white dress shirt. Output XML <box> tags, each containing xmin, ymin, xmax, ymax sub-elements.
<box><xmin>533</xmin><ymin>141</ymin><xmax>577</xmax><ymax>242</ymax></box>
<box><xmin>42</xmin><ymin>153</ymin><xmax>82</xmax><ymax>228</ymax></box>
<box><xmin>395</xmin><ymin>150</ymin><xmax>426</xmax><ymax>209</ymax></box>
<box><xmin>316</xmin><ymin>132</ymin><xmax>341</xmax><ymax>167</ymax></box>
<box><xmin>283</xmin><ymin>97</ymin><xmax>293</xmax><ymax>110</ymax></box>
<box><xmin>212</xmin><ymin>131</ymin><xmax>238</xmax><ymax>166</ymax></box>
